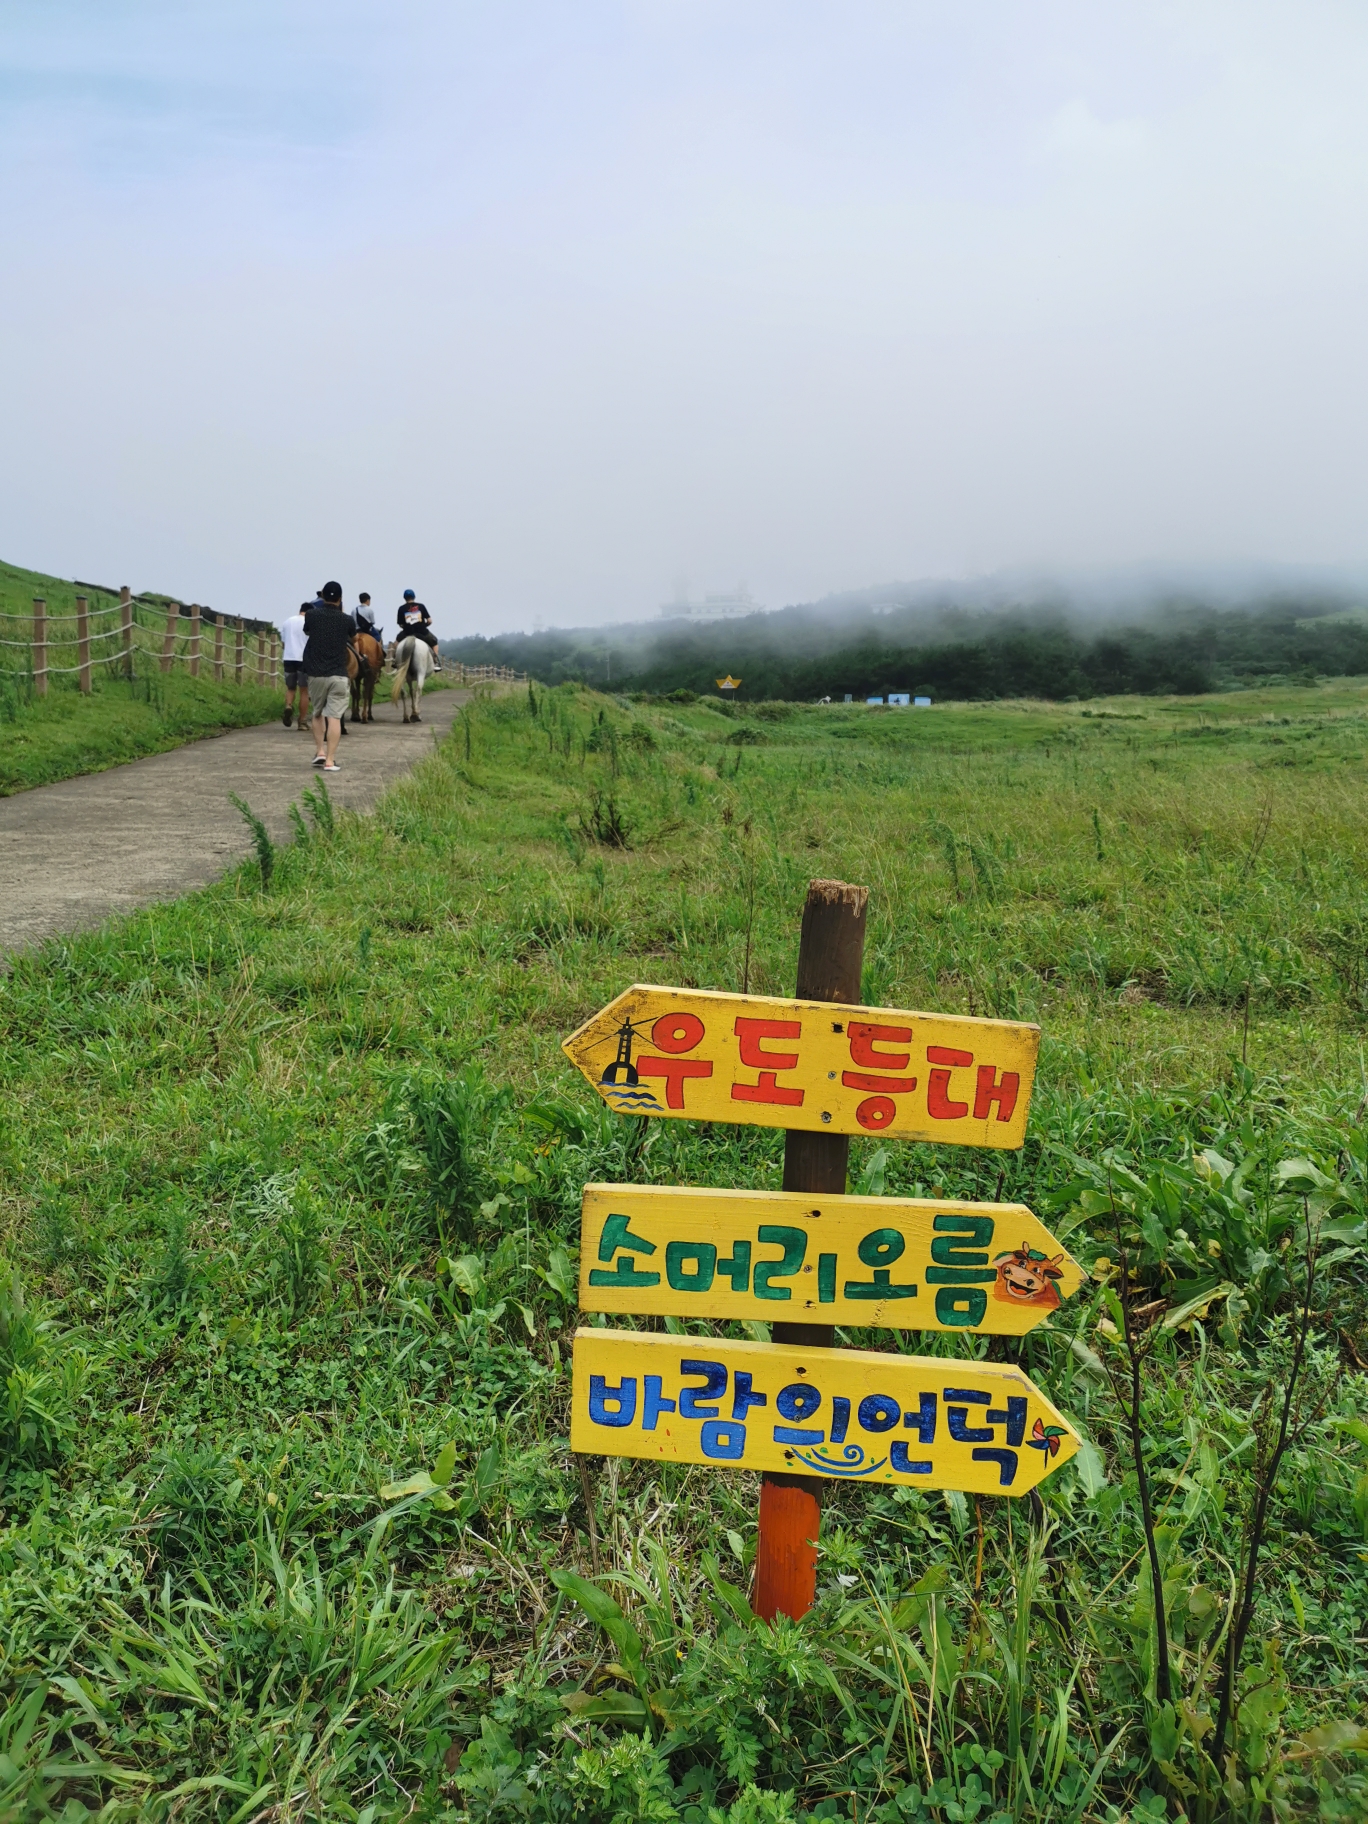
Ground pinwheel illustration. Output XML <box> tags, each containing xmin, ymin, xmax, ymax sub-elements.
<box><xmin>1028</xmin><ymin>1418</ymin><xmax>1066</xmax><ymax>1458</ymax></box>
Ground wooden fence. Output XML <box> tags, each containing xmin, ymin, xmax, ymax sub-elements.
<box><xmin>447</xmin><ymin>663</ymin><xmax>526</xmax><ymax>685</ymax></box>
<box><xmin>1</xmin><ymin>588</ymin><xmax>281</xmax><ymax>696</ymax></box>
<box><xmin>1</xmin><ymin>590</ymin><xmax>528</xmax><ymax>698</ymax></box>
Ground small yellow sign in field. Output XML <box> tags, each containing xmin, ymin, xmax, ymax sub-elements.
<box><xmin>563</xmin><ymin>985</ymin><xmax>1039</xmax><ymax>1147</ymax></box>
<box><xmin>570</xmin><ymin>1329</ymin><xmax>1078</xmax><ymax>1494</ymax></box>
<box><xmin>578</xmin><ymin>1184</ymin><xmax>1083</xmax><ymax>1334</ymax></box>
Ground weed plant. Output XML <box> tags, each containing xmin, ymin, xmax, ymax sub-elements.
<box><xmin>1</xmin><ymin>683</ymin><xmax>1368</xmax><ymax>1818</ymax></box>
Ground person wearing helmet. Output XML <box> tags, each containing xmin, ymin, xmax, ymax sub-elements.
<box><xmin>395</xmin><ymin>589</ymin><xmax>442</xmax><ymax>669</ymax></box>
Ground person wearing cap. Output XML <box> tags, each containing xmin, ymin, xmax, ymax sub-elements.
<box><xmin>303</xmin><ymin>581</ymin><xmax>355</xmax><ymax>772</ymax></box>
<box><xmin>395</xmin><ymin>590</ymin><xmax>442</xmax><ymax>669</ymax></box>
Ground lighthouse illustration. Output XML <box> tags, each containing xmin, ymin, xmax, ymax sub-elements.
<box><xmin>596</xmin><ymin>1016</ymin><xmax>665</xmax><ymax>1113</ymax></box>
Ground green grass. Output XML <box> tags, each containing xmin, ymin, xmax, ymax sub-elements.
<box><xmin>0</xmin><ymin>556</ymin><xmax>279</xmax><ymax>793</ymax></box>
<box><xmin>2</xmin><ymin>679</ymin><xmax>1368</xmax><ymax>1820</ymax></box>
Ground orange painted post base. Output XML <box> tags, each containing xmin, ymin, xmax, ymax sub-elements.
<box><xmin>753</xmin><ymin>1476</ymin><xmax>821</xmax><ymax>1622</ymax></box>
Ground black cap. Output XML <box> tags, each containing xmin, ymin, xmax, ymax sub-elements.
<box><xmin>319</xmin><ymin>581</ymin><xmax>343</xmax><ymax>604</ymax></box>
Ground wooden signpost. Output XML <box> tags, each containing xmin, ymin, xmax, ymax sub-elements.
<box><xmin>578</xmin><ymin>1185</ymin><xmax>1082</xmax><ymax>1334</ymax></box>
<box><xmin>570</xmin><ymin>1331</ymin><xmax>1077</xmax><ymax>1494</ymax></box>
<box><xmin>562</xmin><ymin>985</ymin><xmax>1039</xmax><ymax>1147</ymax></box>
<box><xmin>563</xmin><ymin>880</ymin><xmax>1080</xmax><ymax>1623</ymax></box>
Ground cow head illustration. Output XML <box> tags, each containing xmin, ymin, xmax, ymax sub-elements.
<box><xmin>992</xmin><ymin>1243</ymin><xmax>1065</xmax><ymax>1308</ymax></box>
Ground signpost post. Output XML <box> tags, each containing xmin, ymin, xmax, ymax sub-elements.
<box><xmin>562</xmin><ymin>879</ymin><xmax>1077</xmax><ymax>1623</ymax></box>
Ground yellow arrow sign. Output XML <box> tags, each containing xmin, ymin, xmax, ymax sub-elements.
<box><xmin>562</xmin><ymin>985</ymin><xmax>1039</xmax><ymax>1146</ymax></box>
<box><xmin>570</xmin><ymin>1329</ymin><xmax>1078</xmax><ymax>1495</ymax></box>
<box><xmin>578</xmin><ymin>1184</ymin><xmax>1083</xmax><ymax>1334</ymax></box>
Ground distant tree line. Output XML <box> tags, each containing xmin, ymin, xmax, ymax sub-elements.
<box><xmin>442</xmin><ymin>599</ymin><xmax>1368</xmax><ymax>701</ymax></box>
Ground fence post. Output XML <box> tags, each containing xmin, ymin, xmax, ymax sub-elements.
<box><xmin>75</xmin><ymin>596</ymin><xmax>92</xmax><ymax>694</ymax></box>
<box><xmin>161</xmin><ymin>601</ymin><xmax>179</xmax><ymax>673</ymax></box>
<box><xmin>235</xmin><ymin>618</ymin><xmax>244</xmax><ymax>684</ymax></box>
<box><xmin>270</xmin><ymin>633</ymin><xmax>279</xmax><ymax>687</ymax></box>
<box><xmin>188</xmin><ymin>604</ymin><xmax>201</xmax><ymax>677</ymax></box>
<box><xmin>255</xmin><ymin>629</ymin><xmax>265</xmax><ymax>687</ymax></box>
<box><xmin>33</xmin><ymin>598</ymin><xmax>47</xmax><ymax>698</ymax></box>
<box><xmin>213</xmin><ymin>613</ymin><xmax>224</xmax><ymax>681</ymax></box>
<box><xmin>120</xmin><ymin>586</ymin><xmax>133</xmax><ymax>678</ymax></box>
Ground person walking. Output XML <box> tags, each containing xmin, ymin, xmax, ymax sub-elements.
<box><xmin>395</xmin><ymin>589</ymin><xmax>442</xmax><ymax>669</ymax></box>
<box><xmin>303</xmin><ymin>581</ymin><xmax>354</xmax><ymax>772</ymax></box>
<box><xmin>278</xmin><ymin>602</ymin><xmax>311</xmax><ymax>728</ymax></box>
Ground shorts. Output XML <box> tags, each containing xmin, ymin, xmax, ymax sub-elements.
<box><xmin>284</xmin><ymin>661</ymin><xmax>305</xmax><ymax>689</ymax></box>
<box><xmin>307</xmin><ymin>674</ymin><xmax>350</xmax><ymax>719</ymax></box>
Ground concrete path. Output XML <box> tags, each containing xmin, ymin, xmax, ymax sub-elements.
<box><xmin>1</xmin><ymin>688</ymin><xmax>468</xmax><ymax>956</ymax></box>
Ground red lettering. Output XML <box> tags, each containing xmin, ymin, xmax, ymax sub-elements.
<box><xmin>734</xmin><ymin>1018</ymin><xmax>800</xmax><ymax>1071</ymax></box>
<box><xmin>842</xmin><ymin>1070</ymin><xmax>917</xmax><ymax>1093</ymax></box>
<box><xmin>974</xmin><ymin>1065</ymin><xmax>1020</xmax><ymax>1123</ymax></box>
<box><xmin>651</xmin><ymin>1013</ymin><xmax>705</xmax><ymax>1054</ymax></box>
<box><xmin>848</xmin><ymin>1022</ymin><xmax>912</xmax><ymax>1071</ymax></box>
<box><xmin>926</xmin><ymin>1043</ymin><xmax>972</xmax><ymax>1121</ymax></box>
<box><xmin>732</xmin><ymin>1018</ymin><xmax>804</xmax><ymax>1106</ymax></box>
<box><xmin>856</xmin><ymin>1096</ymin><xmax>897</xmax><ymax>1130</ymax></box>
<box><xmin>638</xmin><ymin>1055</ymin><xmax>713</xmax><ymax>1109</ymax></box>
<box><xmin>732</xmin><ymin>1073</ymin><xmax>805</xmax><ymax>1107</ymax></box>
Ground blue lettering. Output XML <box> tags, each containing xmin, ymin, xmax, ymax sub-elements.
<box><xmin>700</xmin><ymin>1420</ymin><xmax>746</xmax><ymax>1460</ymax></box>
<box><xmin>988</xmin><ymin>1397</ymin><xmax>1027</xmax><ymax>1446</ymax></box>
<box><xmin>973</xmin><ymin>1447</ymin><xmax>1018</xmax><ymax>1486</ymax></box>
<box><xmin>731</xmin><ymin>1372</ymin><xmax>767</xmax><ymax>1420</ymax></box>
<box><xmin>679</xmin><ymin>1358</ymin><xmax>726</xmax><ymax>1419</ymax></box>
<box><xmin>589</xmin><ymin>1375</ymin><xmax>637</xmax><ymax>1428</ymax></box>
<box><xmin>904</xmin><ymin>1393</ymin><xmax>937</xmax><ymax>1443</ymax></box>
<box><xmin>858</xmin><ymin>1394</ymin><xmax>900</xmax><ymax>1433</ymax></box>
<box><xmin>891</xmin><ymin>1442</ymin><xmax>933</xmax><ymax>1475</ymax></box>
<box><xmin>642</xmin><ymin>1375</ymin><xmax>676</xmax><ymax>1431</ymax></box>
<box><xmin>774</xmin><ymin>1380</ymin><xmax>823</xmax><ymax>1445</ymax></box>
<box><xmin>946</xmin><ymin>1387</ymin><xmax>995</xmax><ymax>1443</ymax></box>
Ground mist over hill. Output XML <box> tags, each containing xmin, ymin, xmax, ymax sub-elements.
<box><xmin>443</xmin><ymin>574</ymin><xmax>1368</xmax><ymax>701</ymax></box>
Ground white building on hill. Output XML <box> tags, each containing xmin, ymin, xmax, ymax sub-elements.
<box><xmin>660</xmin><ymin>581</ymin><xmax>763</xmax><ymax>620</ymax></box>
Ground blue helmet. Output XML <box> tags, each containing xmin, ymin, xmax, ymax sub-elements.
<box><xmin>403</xmin><ymin>589</ymin><xmax>416</xmax><ymax>600</ymax></box>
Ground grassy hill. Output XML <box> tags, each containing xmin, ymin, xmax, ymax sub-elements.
<box><xmin>2</xmin><ymin>681</ymin><xmax>1367</xmax><ymax>1817</ymax></box>
<box><xmin>0</xmin><ymin>556</ymin><xmax>280</xmax><ymax>793</ymax></box>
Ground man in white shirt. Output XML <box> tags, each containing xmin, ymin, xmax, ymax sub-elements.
<box><xmin>278</xmin><ymin>603</ymin><xmax>311</xmax><ymax>730</ymax></box>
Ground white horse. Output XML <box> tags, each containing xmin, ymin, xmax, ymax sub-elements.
<box><xmin>390</xmin><ymin>636</ymin><xmax>435</xmax><ymax>723</ymax></box>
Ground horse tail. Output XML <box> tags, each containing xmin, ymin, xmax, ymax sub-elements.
<box><xmin>391</xmin><ymin>645</ymin><xmax>412</xmax><ymax>703</ymax></box>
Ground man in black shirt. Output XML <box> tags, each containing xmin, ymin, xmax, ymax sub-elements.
<box><xmin>303</xmin><ymin>581</ymin><xmax>354</xmax><ymax>771</ymax></box>
<box><xmin>395</xmin><ymin>590</ymin><xmax>442</xmax><ymax>669</ymax></box>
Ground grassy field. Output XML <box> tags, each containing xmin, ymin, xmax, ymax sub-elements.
<box><xmin>2</xmin><ymin>680</ymin><xmax>1367</xmax><ymax>1821</ymax></box>
<box><xmin>0</xmin><ymin>557</ymin><xmax>280</xmax><ymax>793</ymax></box>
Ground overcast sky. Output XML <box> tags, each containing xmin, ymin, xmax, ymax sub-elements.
<box><xmin>3</xmin><ymin>2</ymin><xmax>1368</xmax><ymax>636</ymax></box>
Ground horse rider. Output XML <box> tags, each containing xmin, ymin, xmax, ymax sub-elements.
<box><xmin>353</xmin><ymin>593</ymin><xmax>382</xmax><ymax>643</ymax></box>
<box><xmin>395</xmin><ymin>590</ymin><xmax>442</xmax><ymax>670</ymax></box>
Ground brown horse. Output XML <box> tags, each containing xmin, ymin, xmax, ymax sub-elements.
<box><xmin>348</xmin><ymin>632</ymin><xmax>386</xmax><ymax>723</ymax></box>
